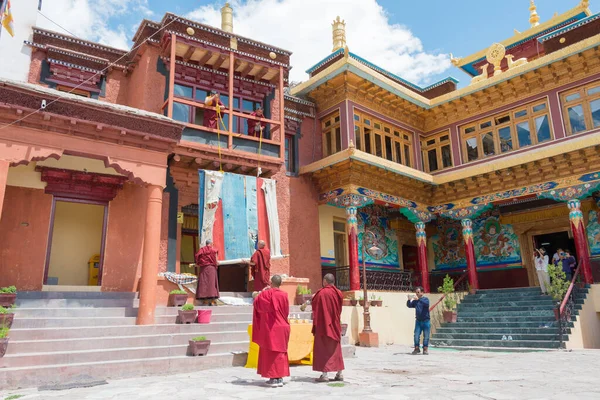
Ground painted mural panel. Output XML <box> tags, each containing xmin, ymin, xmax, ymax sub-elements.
<box><xmin>587</xmin><ymin>210</ymin><xmax>600</xmax><ymax>256</ymax></box>
<box><xmin>431</xmin><ymin>211</ymin><xmax>522</xmax><ymax>270</ymax></box>
<box><xmin>357</xmin><ymin>205</ymin><xmax>400</xmax><ymax>271</ymax></box>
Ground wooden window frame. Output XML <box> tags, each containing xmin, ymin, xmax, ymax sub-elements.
<box><xmin>353</xmin><ymin>111</ymin><xmax>414</xmax><ymax>167</ymax></box>
<box><xmin>56</xmin><ymin>85</ymin><xmax>91</xmax><ymax>98</ymax></box>
<box><xmin>332</xmin><ymin>217</ymin><xmax>348</xmax><ymax>267</ymax></box>
<box><xmin>560</xmin><ymin>80</ymin><xmax>600</xmax><ymax>136</ymax></box>
<box><xmin>421</xmin><ymin>131</ymin><xmax>454</xmax><ymax>172</ymax></box>
<box><xmin>460</xmin><ymin>99</ymin><xmax>553</xmax><ymax>163</ymax></box>
<box><xmin>321</xmin><ymin>112</ymin><xmax>341</xmax><ymax>157</ymax></box>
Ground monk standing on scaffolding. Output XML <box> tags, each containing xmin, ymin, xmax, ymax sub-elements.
<box><xmin>203</xmin><ymin>90</ymin><xmax>226</xmax><ymax>129</ymax></box>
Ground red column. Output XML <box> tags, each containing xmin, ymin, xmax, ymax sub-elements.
<box><xmin>415</xmin><ymin>222</ymin><xmax>430</xmax><ymax>292</ymax></box>
<box><xmin>0</xmin><ymin>160</ymin><xmax>8</xmax><ymax>221</ymax></box>
<box><xmin>346</xmin><ymin>206</ymin><xmax>360</xmax><ymax>291</ymax></box>
<box><xmin>461</xmin><ymin>218</ymin><xmax>479</xmax><ymax>290</ymax></box>
<box><xmin>568</xmin><ymin>200</ymin><xmax>593</xmax><ymax>284</ymax></box>
<box><xmin>137</xmin><ymin>185</ymin><xmax>163</xmax><ymax>325</ymax></box>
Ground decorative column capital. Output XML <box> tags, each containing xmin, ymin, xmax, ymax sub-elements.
<box><xmin>461</xmin><ymin>218</ymin><xmax>473</xmax><ymax>244</ymax></box>
<box><xmin>568</xmin><ymin>199</ymin><xmax>584</xmax><ymax>228</ymax></box>
<box><xmin>415</xmin><ymin>221</ymin><xmax>427</xmax><ymax>246</ymax></box>
<box><xmin>346</xmin><ymin>206</ymin><xmax>358</xmax><ymax>232</ymax></box>
<box><xmin>331</xmin><ymin>193</ymin><xmax>373</xmax><ymax>209</ymax></box>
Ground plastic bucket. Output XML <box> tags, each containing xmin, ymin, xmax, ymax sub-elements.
<box><xmin>197</xmin><ymin>309</ymin><xmax>212</xmax><ymax>324</ymax></box>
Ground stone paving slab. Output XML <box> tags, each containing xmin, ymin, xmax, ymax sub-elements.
<box><xmin>2</xmin><ymin>345</ymin><xmax>600</xmax><ymax>399</ymax></box>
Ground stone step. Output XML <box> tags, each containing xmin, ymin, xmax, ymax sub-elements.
<box><xmin>457</xmin><ymin>310</ymin><xmax>555</xmax><ymax>318</ymax></box>
<box><xmin>459</xmin><ymin>298</ymin><xmax>555</xmax><ymax>305</ymax></box>
<box><xmin>457</xmin><ymin>315</ymin><xmax>554</xmax><ymax>323</ymax></box>
<box><xmin>6</xmin><ymin>330</ymin><xmax>249</xmax><ymax>354</ymax></box>
<box><xmin>435</xmin><ymin>326</ymin><xmax>566</xmax><ymax>335</ymax></box>
<box><xmin>444</xmin><ymin>321</ymin><xmax>573</xmax><ymax>328</ymax></box>
<box><xmin>7</xmin><ymin>322</ymin><xmax>253</xmax><ymax>341</ymax></box>
<box><xmin>468</xmin><ymin>292</ymin><xmax>546</xmax><ymax>301</ymax></box>
<box><xmin>457</xmin><ymin>305</ymin><xmax>555</xmax><ymax>312</ymax></box>
<box><xmin>430</xmin><ymin>338</ymin><xmax>561</xmax><ymax>349</ymax></box>
<box><xmin>0</xmin><ymin>340</ymin><xmax>251</xmax><ymax>368</ymax></box>
<box><xmin>16</xmin><ymin>291</ymin><xmax>137</xmax><ymax>300</ymax></box>
<box><xmin>475</xmin><ymin>287</ymin><xmax>542</xmax><ymax>294</ymax></box>
<box><xmin>431</xmin><ymin>333</ymin><xmax>560</xmax><ymax>341</ymax></box>
<box><xmin>15</xmin><ymin>299</ymin><xmax>140</xmax><ymax>308</ymax></box>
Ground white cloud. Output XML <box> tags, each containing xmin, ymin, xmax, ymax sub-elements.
<box><xmin>187</xmin><ymin>0</ymin><xmax>451</xmax><ymax>85</ymax></box>
<box><xmin>36</xmin><ymin>0</ymin><xmax>147</xmax><ymax>50</ymax></box>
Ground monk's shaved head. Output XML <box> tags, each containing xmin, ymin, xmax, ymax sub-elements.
<box><xmin>271</xmin><ymin>275</ymin><xmax>282</xmax><ymax>288</ymax></box>
<box><xmin>258</xmin><ymin>240</ymin><xmax>266</xmax><ymax>249</ymax></box>
<box><xmin>323</xmin><ymin>273</ymin><xmax>335</xmax><ymax>285</ymax></box>
<box><xmin>206</xmin><ymin>239</ymin><xmax>212</xmax><ymax>246</ymax></box>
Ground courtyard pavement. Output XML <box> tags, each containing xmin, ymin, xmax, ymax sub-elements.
<box><xmin>2</xmin><ymin>345</ymin><xmax>600</xmax><ymax>400</ymax></box>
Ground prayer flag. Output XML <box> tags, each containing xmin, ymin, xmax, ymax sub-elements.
<box><xmin>1</xmin><ymin>0</ymin><xmax>15</xmax><ymax>37</ymax></box>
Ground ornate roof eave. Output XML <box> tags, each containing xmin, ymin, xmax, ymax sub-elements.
<box><xmin>292</xmin><ymin>32</ymin><xmax>600</xmax><ymax>110</ymax></box>
<box><xmin>32</xmin><ymin>27</ymin><xmax>129</xmax><ymax>55</ymax></box>
<box><xmin>455</xmin><ymin>4</ymin><xmax>591</xmax><ymax>73</ymax></box>
<box><xmin>537</xmin><ymin>11</ymin><xmax>600</xmax><ymax>43</ymax></box>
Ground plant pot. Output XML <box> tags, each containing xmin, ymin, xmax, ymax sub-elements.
<box><xmin>442</xmin><ymin>311</ymin><xmax>458</xmax><ymax>323</ymax></box>
<box><xmin>0</xmin><ymin>337</ymin><xmax>8</xmax><ymax>358</ymax></box>
<box><xmin>372</xmin><ymin>300</ymin><xmax>383</xmax><ymax>307</ymax></box>
<box><xmin>178</xmin><ymin>310</ymin><xmax>197</xmax><ymax>324</ymax></box>
<box><xmin>295</xmin><ymin>294</ymin><xmax>313</xmax><ymax>305</ymax></box>
<box><xmin>169</xmin><ymin>294</ymin><xmax>188</xmax><ymax>307</ymax></box>
<box><xmin>0</xmin><ymin>294</ymin><xmax>16</xmax><ymax>307</ymax></box>
<box><xmin>197</xmin><ymin>309</ymin><xmax>212</xmax><ymax>324</ymax></box>
<box><xmin>0</xmin><ymin>313</ymin><xmax>14</xmax><ymax>329</ymax></box>
<box><xmin>342</xmin><ymin>299</ymin><xmax>351</xmax><ymax>307</ymax></box>
<box><xmin>341</xmin><ymin>323</ymin><xmax>348</xmax><ymax>336</ymax></box>
<box><xmin>188</xmin><ymin>339</ymin><xmax>211</xmax><ymax>356</ymax></box>
<box><xmin>358</xmin><ymin>300</ymin><xmax>365</xmax><ymax>307</ymax></box>
<box><xmin>350</xmin><ymin>299</ymin><xmax>358</xmax><ymax>306</ymax></box>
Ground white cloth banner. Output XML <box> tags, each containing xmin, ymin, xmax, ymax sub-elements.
<box><xmin>262</xmin><ymin>179</ymin><xmax>282</xmax><ymax>257</ymax></box>
<box><xmin>200</xmin><ymin>171</ymin><xmax>224</xmax><ymax>246</ymax></box>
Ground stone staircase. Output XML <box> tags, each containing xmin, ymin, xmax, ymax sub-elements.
<box><xmin>0</xmin><ymin>291</ymin><xmax>354</xmax><ymax>390</ymax></box>
<box><xmin>430</xmin><ymin>286</ymin><xmax>589</xmax><ymax>350</ymax></box>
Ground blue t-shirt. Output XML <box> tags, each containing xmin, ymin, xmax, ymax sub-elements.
<box><xmin>407</xmin><ymin>297</ymin><xmax>430</xmax><ymax>321</ymax></box>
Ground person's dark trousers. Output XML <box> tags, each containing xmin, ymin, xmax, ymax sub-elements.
<box><xmin>414</xmin><ymin>320</ymin><xmax>430</xmax><ymax>349</ymax></box>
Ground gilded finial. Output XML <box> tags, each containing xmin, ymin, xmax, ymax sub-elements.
<box><xmin>580</xmin><ymin>0</ymin><xmax>589</xmax><ymax>9</ymax></box>
<box><xmin>514</xmin><ymin>29</ymin><xmax>521</xmax><ymax>35</ymax></box>
<box><xmin>449</xmin><ymin>53</ymin><xmax>462</xmax><ymax>67</ymax></box>
<box><xmin>332</xmin><ymin>16</ymin><xmax>347</xmax><ymax>53</ymax></box>
<box><xmin>529</xmin><ymin>0</ymin><xmax>540</xmax><ymax>27</ymax></box>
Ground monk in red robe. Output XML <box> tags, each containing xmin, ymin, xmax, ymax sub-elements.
<box><xmin>248</xmin><ymin>240</ymin><xmax>271</xmax><ymax>291</ymax></box>
<box><xmin>194</xmin><ymin>239</ymin><xmax>219</xmax><ymax>306</ymax></box>
<box><xmin>203</xmin><ymin>90</ymin><xmax>225</xmax><ymax>129</ymax></box>
<box><xmin>311</xmin><ymin>273</ymin><xmax>345</xmax><ymax>382</ymax></box>
<box><xmin>247</xmin><ymin>106</ymin><xmax>267</xmax><ymax>137</ymax></box>
<box><xmin>252</xmin><ymin>275</ymin><xmax>290</xmax><ymax>388</ymax></box>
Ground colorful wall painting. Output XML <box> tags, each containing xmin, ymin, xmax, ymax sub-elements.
<box><xmin>587</xmin><ymin>210</ymin><xmax>600</xmax><ymax>257</ymax></box>
<box><xmin>357</xmin><ymin>205</ymin><xmax>400</xmax><ymax>271</ymax></box>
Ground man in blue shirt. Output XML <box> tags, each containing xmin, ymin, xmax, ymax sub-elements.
<box><xmin>407</xmin><ymin>286</ymin><xmax>430</xmax><ymax>355</ymax></box>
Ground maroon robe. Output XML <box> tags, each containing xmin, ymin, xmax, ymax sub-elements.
<box><xmin>194</xmin><ymin>245</ymin><xmax>219</xmax><ymax>300</ymax></box>
<box><xmin>251</xmin><ymin>248</ymin><xmax>271</xmax><ymax>291</ymax></box>
<box><xmin>252</xmin><ymin>288</ymin><xmax>290</xmax><ymax>378</ymax></box>
<box><xmin>203</xmin><ymin>98</ymin><xmax>225</xmax><ymax>129</ymax></box>
<box><xmin>247</xmin><ymin>111</ymin><xmax>267</xmax><ymax>137</ymax></box>
<box><xmin>311</xmin><ymin>284</ymin><xmax>345</xmax><ymax>372</ymax></box>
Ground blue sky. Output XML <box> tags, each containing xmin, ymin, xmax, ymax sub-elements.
<box><xmin>39</xmin><ymin>0</ymin><xmax>590</xmax><ymax>87</ymax></box>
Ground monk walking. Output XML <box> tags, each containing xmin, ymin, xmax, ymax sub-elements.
<box><xmin>194</xmin><ymin>239</ymin><xmax>219</xmax><ymax>306</ymax></box>
<box><xmin>252</xmin><ymin>275</ymin><xmax>290</xmax><ymax>388</ymax></box>
<box><xmin>248</xmin><ymin>240</ymin><xmax>271</xmax><ymax>291</ymax></box>
<box><xmin>311</xmin><ymin>273</ymin><xmax>345</xmax><ymax>382</ymax></box>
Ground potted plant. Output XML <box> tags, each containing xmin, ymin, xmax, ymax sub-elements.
<box><xmin>372</xmin><ymin>296</ymin><xmax>383</xmax><ymax>307</ymax></box>
<box><xmin>0</xmin><ymin>306</ymin><xmax>15</xmax><ymax>329</ymax></box>
<box><xmin>341</xmin><ymin>323</ymin><xmax>348</xmax><ymax>336</ymax></box>
<box><xmin>342</xmin><ymin>299</ymin><xmax>351</xmax><ymax>306</ymax></box>
<box><xmin>349</xmin><ymin>298</ymin><xmax>358</xmax><ymax>306</ymax></box>
<box><xmin>188</xmin><ymin>335</ymin><xmax>211</xmax><ymax>356</ymax></box>
<box><xmin>0</xmin><ymin>286</ymin><xmax>16</xmax><ymax>307</ymax></box>
<box><xmin>439</xmin><ymin>275</ymin><xmax>458</xmax><ymax>323</ymax></box>
<box><xmin>168</xmin><ymin>289</ymin><xmax>188</xmax><ymax>307</ymax></box>
<box><xmin>0</xmin><ymin>327</ymin><xmax>9</xmax><ymax>358</ymax></box>
<box><xmin>547</xmin><ymin>263</ymin><xmax>571</xmax><ymax>320</ymax></box>
<box><xmin>295</xmin><ymin>286</ymin><xmax>312</xmax><ymax>305</ymax></box>
<box><xmin>178</xmin><ymin>303</ymin><xmax>197</xmax><ymax>324</ymax></box>
<box><xmin>358</xmin><ymin>296</ymin><xmax>365</xmax><ymax>307</ymax></box>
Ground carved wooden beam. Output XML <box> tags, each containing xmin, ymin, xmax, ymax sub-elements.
<box><xmin>197</xmin><ymin>50</ymin><xmax>214</xmax><ymax>66</ymax></box>
<box><xmin>183</xmin><ymin>46</ymin><xmax>196</xmax><ymax>63</ymax></box>
<box><xmin>241</xmin><ymin>62</ymin><xmax>254</xmax><ymax>77</ymax></box>
<box><xmin>255</xmin><ymin>67</ymin><xmax>269</xmax><ymax>81</ymax></box>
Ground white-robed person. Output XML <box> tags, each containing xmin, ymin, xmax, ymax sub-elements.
<box><xmin>534</xmin><ymin>247</ymin><xmax>550</xmax><ymax>294</ymax></box>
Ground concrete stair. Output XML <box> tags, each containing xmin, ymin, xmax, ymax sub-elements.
<box><xmin>430</xmin><ymin>286</ymin><xmax>589</xmax><ymax>350</ymax></box>
<box><xmin>0</xmin><ymin>291</ymin><xmax>355</xmax><ymax>390</ymax></box>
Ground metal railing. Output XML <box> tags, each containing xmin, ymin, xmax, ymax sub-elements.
<box><xmin>429</xmin><ymin>271</ymin><xmax>470</xmax><ymax>332</ymax></box>
<box><xmin>321</xmin><ymin>266</ymin><xmax>413</xmax><ymax>292</ymax></box>
<box><xmin>558</xmin><ymin>261</ymin><xmax>582</xmax><ymax>348</ymax></box>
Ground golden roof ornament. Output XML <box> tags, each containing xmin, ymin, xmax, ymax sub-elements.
<box><xmin>332</xmin><ymin>16</ymin><xmax>347</xmax><ymax>53</ymax></box>
<box><xmin>486</xmin><ymin>43</ymin><xmax>506</xmax><ymax>76</ymax></box>
<box><xmin>221</xmin><ymin>2</ymin><xmax>233</xmax><ymax>33</ymax></box>
<box><xmin>580</xmin><ymin>0</ymin><xmax>590</xmax><ymax>9</ymax></box>
<box><xmin>529</xmin><ymin>0</ymin><xmax>540</xmax><ymax>27</ymax></box>
<box><xmin>449</xmin><ymin>53</ymin><xmax>462</xmax><ymax>67</ymax></box>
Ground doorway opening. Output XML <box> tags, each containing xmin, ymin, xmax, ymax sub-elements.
<box><xmin>533</xmin><ymin>230</ymin><xmax>576</xmax><ymax>263</ymax></box>
<box><xmin>333</xmin><ymin>219</ymin><xmax>347</xmax><ymax>267</ymax></box>
<box><xmin>45</xmin><ymin>199</ymin><xmax>107</xmax><ymax>287</ymax></box>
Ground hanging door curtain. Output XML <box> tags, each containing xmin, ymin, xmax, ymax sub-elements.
<box><xmin>198</xmin><ymin>170</ymin><xmax>281</xmax><ymax>262</ymax></box>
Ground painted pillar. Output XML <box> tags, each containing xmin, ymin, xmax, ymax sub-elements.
<box><xmin>137</xmin><ymin>185</ymin><xmax>164</xmax><ymax>325</ymax></box>
<box><xmin>346</xmin><ymin>206</ymin><xmax>360</xmax><ymax>291</ymax></box>
<box><xmin>568</xmin><ymin>200</ymin><xmax>593</xmax><ymax>284</ymax></box>
<box><xmin>0</xmin><ymin>160</ymin><xmax>8</xmax><ymax>220</ymax></box>
<box><xmin>415</xmin><ymin>222</ymin><xmax>430</xmax><ymax>292</ymax></box>
<box><xmin>461</xmin><ymin>218</ymin><xmax>479</xmax><ymax>290</ymax></box>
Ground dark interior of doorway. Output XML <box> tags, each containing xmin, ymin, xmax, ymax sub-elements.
<box><xmin>534</xmin><ymin>231</ymin><xmax>576</xmax><ymax>261</ymax></box>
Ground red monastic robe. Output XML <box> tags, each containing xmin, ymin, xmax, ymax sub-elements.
<box><xmin>203</xmin><ymin>98</ymin><xmax>225</xmax><ymax>129</ymax></box>
<box><xmin>194</xmin><ymin>245</ymin><xmax>219</xmax><ymax>300</ymax></box>
<box><xmin>251</xmin><ymin>248</ymin><xmax>271</xmax><ymax>291</ymax></box>
<box><xmin>247</xmin><ymin>111</ymin><xmax>267</xmax><ymax>137</ymax></box>
<box><xmin>311</xmin><ymin>284</ymin><xmax>345</xmax><ymax>372</ymax></box>
<box><xmin>252</xmin><ymin>288</ymin><xmax>290</xmax><ymax>378</ymax></box>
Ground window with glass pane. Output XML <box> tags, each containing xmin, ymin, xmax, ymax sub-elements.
<box><xmin>385</xmin><ymin>137</ymin><xmax>393</xmax><ymax>161</ymax></box>
<box><xmin>590</xmin><ymin>99</ymin><xmax>600</xmax><ymax>128</ymax></box>
<box><xmin>335</xmin><ymin>127</ymin><xmax>342</xmax><ymax>153</ymax></box>
<box><xmin>374</xmin><ymin>134</ymin><xmax>383</xmax><ymax>157</ymax></box>
<box><xmin>516</xmin><ymin>121</ymin><xmax>532</xmax><ymax>147</ymax></box>
<box><xmin>364</xmin><ymin>131</ymin><xmax>371</xmax><ymax>154</ymax></box>
<box><xmin>404</xmin><ymin>145</ymin><xmax>411</xmax><ymax>167</ymax></box>
<box><xmin>427</xmin><ymin>149</ymin><xmax>438</xmax><ymax>172</ymax></box>
<box><xmin>421</xmin><ymin>131</ymin><xmax>453</xmax><ymax>172</ymax></box>
<box><xmin>561</xmin><ymin>81</ymin><xmax>600</xmax><ymax>135</ymax></box>
<box><xmin>172</xmin><ymin>102</ymin><xmax>191</xmax><ymax>123</ymax></box>
<box><xmin>285</xmin><ymin>135</ymin><xmax>296</xmax><ymax>173</ymax></box>
<box><xmin>498</xmin><ymin>127</ymin><xmax>512</xmax><ymax>153</ymax></box>
<box><xmin>568</xmin><ymin>105</ymin><xmax>586</xmax><ymax>133</ymax></box>
<box><xmin>482</xmin><ymin>132</ymin><xmax>495</xmax><ymax>156</ymax></box>
<box><xmin>355</xmin><ymin>126</ymin><xmax>362</xmax><ymax>150</ymax></box>
<box><xmin>441</xmin><ymin>145</ymin><xmax>452</xmax><ymax>168</ymax></box>
<box><xmin>394</xmin><ymin>142</ymin><xmax>401</xmax><ymax>164</ymax></box>
<box><xmin>466</xmin><ymin>137</ymin><xmax>478</xmax><ymax>161</ymax></box>
<box><xmin>324</xmin><ymin>131</ymin><xmax>332</xmax><ymax>156</ymax></box>
<box><xmin>174</xmin><ymin>84</ymin><xmax>193</xmax><ymax>98</ymax></box>
<box><xmin>535</xmin><ymin>115</ymin><xmax>551</xmax><ymax>143</ymax></box>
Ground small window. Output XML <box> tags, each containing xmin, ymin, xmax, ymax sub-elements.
<box><xmin>590</xmin><ymin>99</ymin><xmax>600</xmax><ymax>128</ymax></box>
<box><xmin>427</xmin><ymin>149</ymin><xmax>438</xmax><ymax>172</ymax></box>
<box><xmin>567</xmin><ymin>105</ymin><xmax>586</xmax><ymax>133</ymax></box>
<box><xmin>514</xmin><ymin>109</ymin><xmax>527</xmax><ymax>118</ymax></box>
<box><xmin>495</xmin><ymin>115</ymin><xmax>511</xmax><ymax>124</ymax></box>
<box><xmin>466</xmin><ymin>137</ymin><xmax>478</xmax><ymax>161</ymax></box>
<box><xmin>384</xmin><ymin>127</ymin><xmax>390</xmax><ymax>134</ymax></box>
<box><xmin>588</xmin><ymin>86</ymin><xmax>600</xmax><ymax>96</ymax></box>
<box><xmin>440</xmin><ymin>135</ymin><xmax>449</xmax><ymax>142</ymax></box>
<box><xmin>404</xmin><ymin>145</ymin><xmax>411</xmax><ymax>167</ymax></box>
<box><xmin>481</xmin><ymin>132</ymin><xmax>495</xmax><ymax>157</ymax></box>
<box><xmin>516</xmin><ymin>121</ymin><xmax>532</xmax><ymax>147</ymax></box>
<box><xmin>354</xmin><ymin>114</ymin><xmax>360</xmax><ymax>121</ymax></box>
<box><xmin>174</xmin><ymin>84</ymin><xmax>193</xmax><ymax>98</ymax></box>
<box><xmin>325</xmin><ymin>121</ymin><xmax>331</xmax><ymax>128</ymax></box>
<box><xmin>354</xmin><ymin>126</ymin><xmax>362</xmax><ymax>150</ymax></box>
<box><xmin>441</xmin><ymin>145</ymin><xmax>452</xmax><ymax>168</ymax></box>
<box><xmin>498</xmin><ymin>126</ymin><xmax>513</xmax><ymax>153</ymax></box>
<box><xmin>364</xmin><ymin>119</ymin><xmax>371</xmax><ymax>126</ymax></box>
<box><xmin>333</xmin><ymin>221</ymin><xmax>345</xmax><ymax>232</ymax></box>
<box><xmin>374</xmin><ymin>123</ymin><xmax>381</xmax><ymax>129</ymax></box>
<box><xmin>403</xmin><ymin>134</ymin><xmax>410</xmax><ymax>141</ymax></box>
<box><xmin>480</xmin><ymin>121</ymin><xmax>492</xmax><ymax>129</ymax></box>
<box><xmin>532</xmin><ymin>103</ymin><xmax>547</xmax><ymax>113</ymax></box>
<box><xmin>334</xmin><ymin>115</ymin><xmax>340</xmax><ymax>123</ymax></box>
<box><xmin>565</xmin><ymin>93</ymin><xmax>581</xmax><ymax>102</ymax></box>
<box><xmin>465</xmin><ymin>126</ymin><xmax>476</xmax><ymax>134</ymax></box>
<box><xmin>385</xmin><ymin>137</ymin><xmax>393</xmax><ymax>161</ymax></box>
<box><xmin>393</xmin><ymin>130</ymin><xmax>400</xmax><ymax>137</ymax></box>
<box><xmin>426</xmin><ymin>139</ymin><xmax>436</xmax><ymax>146</ymax></box>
